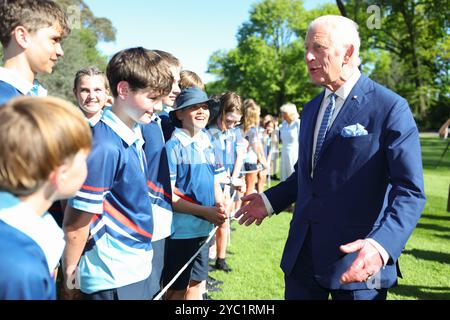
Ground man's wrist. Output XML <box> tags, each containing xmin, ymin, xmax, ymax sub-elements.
<box><xmin>260</xmin><ymin>192</ymin><xmax>275</xmax><ymax>217</ymax></box>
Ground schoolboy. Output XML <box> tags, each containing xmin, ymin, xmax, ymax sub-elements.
<box><xmin>62</xmin><ymin>47</ymin><xmax>173</xmax><ymax>300</ymax></box>
<box><xmin>163</xmin><ymin>87</ymin><xmax>226</xmax><ymax>300</ymax></box>
<box><xmin>0</xmin><ymin>96</ymin><xmax>91</xmax><ymax>299</ymax></box>
<box><xmin>141</xmin><ymin>50</ymin><xmax>181</xmax><ymax>299</ymax></box>
<box><xmin>0</xmin><ymin>0</ymin><xmax>70</xmax><ymax>104</ymax></box>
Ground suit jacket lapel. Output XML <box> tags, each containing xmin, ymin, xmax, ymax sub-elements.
<box><xmin>319</xmin><ymin>75</ymin><xmax>371</xmax><ymax>155</ymax></box>
<box><xmin>301</xmin><ymin>91</ymin><xmax>325</xmax><ymax>175</ymax></box>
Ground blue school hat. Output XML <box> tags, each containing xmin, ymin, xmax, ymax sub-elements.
<box><xmin>173</xmin><ymin>87</ymin><xmax>211</xmax><ymax>111</ymax></box>
<box><xmin>170</xmin><ymin>87</ymin><xmax>211</xmax><ymax>127</ymax></box>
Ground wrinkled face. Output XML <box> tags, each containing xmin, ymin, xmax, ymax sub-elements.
<box><xmin>161</xmin><ymin>66</ymin><xmax>181</xmax><ymax>110</ymax></box>
<box><xmin>74</xmin><ymin>75</ymin><xmax>108</xmax><ymax>118</ymax></box>
<box><xmin>177</xmin><ymin>103</ymin><xmax>210</xmax><ymax>132</ymax></box>
<box><xmin>304</xmin><ymin>24</ymin><xmax>347</xmax><ymax>89</ymax></box>
<box><xmin>222</xmin><ymin>112</ymin><xmax>242</xmax><ymax>130</ymax></box>
<box><xmin>124</xmin><ymin>88</ymin><xmax>163</xmax><ymax>125</ymax></box>
<box><xmin>26</xmin><ymin>24</ymin><xmax>64</xmax><ymax>75</ymax></box>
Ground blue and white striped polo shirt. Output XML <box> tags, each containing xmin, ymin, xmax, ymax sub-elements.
<box><xmin>68</xmin><ymin>107</ymin><xmax>154</xmax><ymax>294</ymax></box>
<box><xmin>166</xmin><ymin>128</ymin><xmax>225</xmax><ymax>239</ymax></box>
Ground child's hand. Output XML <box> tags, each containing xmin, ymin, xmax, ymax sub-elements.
<box><xmin>204</xmin><ymin>206</ymin><xmax>226</xmax><ymax>226</ymax></box>
<box><xmin>216</xmin><ymin>202</ymin><xmax>226</xmax><ymax>216</ymax></box>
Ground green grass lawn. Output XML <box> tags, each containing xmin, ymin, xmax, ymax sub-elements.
<box><xmin>210</xmin><ymin>136</ymin><xmax>450</xmax><ymax>300</ymax></box>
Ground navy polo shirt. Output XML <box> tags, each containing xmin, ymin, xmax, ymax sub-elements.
<box><xmin>141</xmin><ymin>115</ymin><xmax>173</xmax><ymax>241</ymax></box>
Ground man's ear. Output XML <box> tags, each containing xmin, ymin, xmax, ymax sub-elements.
<box><xmin>343</xmin><ymin>44</ymin><xmax>355</xmax><ymax>64</ymax></box>
<box><xmin>12</xmin><ymin>26</ymin><xmax>30</xmax><ymax>49</ymax></box>
<box><xmin>116</xmin><ymin>81</ymin><xmax>130</xmax><ymax>100</ymax></box>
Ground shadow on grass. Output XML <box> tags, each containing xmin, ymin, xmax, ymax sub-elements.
<box><xmin>435</xmin><ymin>234</ymin><xmax>450</xmax><ymax>241</ymax></box>
<box><xmin>403</xmin><ymin>249</ymin><xmax>450</xmax><ymax>264</ymax></box>
<box><xmin>416</xmin><ymin>222</ymin><xmax>450</xmax><ymax>233</ymax></box>
<box><xmin>420</xmin><ymin>213</ymin><xmax>450</xmax><ymax>222</ymax></box>
<box><xmin>390</xmin><ymin>284</ymin><xmax>450</xmax><ymax>300</ymax></box>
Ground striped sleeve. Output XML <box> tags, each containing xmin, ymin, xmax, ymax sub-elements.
<box><xmin>68</xmin><ymin>142</ymin><xmax>119</xmax><ymax>214</ymax></box>
<box><xmin>165</xmin><ymin>140</ymin><xmax>178</xmax><ymax>182</ymax></box>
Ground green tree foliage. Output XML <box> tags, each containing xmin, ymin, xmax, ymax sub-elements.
<box><xmin>38</xmin><ymin>0</ymin><xmax>115</xmax><ymax>101</ymax></box>
<box><xmin>208</xmin><ymin>0</ymin><xmax>338</xmax><ymax>114</ymax></box>
<box><xmin>1</xmin><ymin>0</ymin><xmax>115</xmax><ymax>102</ymax></box>
<box><xmin>336</xmin><ymin>0</ymin><xmax>449</xmax><ymax>127</ymax></box>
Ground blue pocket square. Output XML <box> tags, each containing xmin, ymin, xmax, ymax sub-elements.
<box><xmin>341</xmin><ymin>123</ymin><xmax>368</xmax><ymax>137</ymax></box>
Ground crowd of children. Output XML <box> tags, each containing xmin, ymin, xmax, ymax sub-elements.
<box><xmin>0</xmin><ymin>0</ymin><xmax>294</xmax><ymax>300</ymax></box>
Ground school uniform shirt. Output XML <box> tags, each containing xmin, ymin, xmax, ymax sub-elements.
<box><xmin>0</xmin><ymin>192</ymin><xmax>65</xmax><ymax>300</ymax></box>
<box><xmin>0</xmin><ymin>67</ymin><xmax>47</xmax><ymax>105</ymax></box>
<box><xmin>206</xmin><ymin>124</ymin><xmax>246</xmax><ymax>176</ymax></box>
<box><xmin>158</xmin><ymin>105</ymin><xmax>175</xmax><ymax>142</ymax></box>
<box><xmin>244</xmin><ymin>126</ymin><xmax>259</xmax><ymax>165</ymax></box>
<box><xmin>166</xmin><ymin>128</ymin><xmax>225</xmax><ymax>239</ymax></box>
<box><xmin>141</xmin><ymin>114</ymin><xmax>173</xmax><ymax>242</ymax></box>
<box><xmin>68</xmin><ymin>107</ymin><xmax>154</xmax><ymax>294</ymax></box>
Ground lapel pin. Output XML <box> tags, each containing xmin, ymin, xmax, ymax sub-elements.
<box><xmin>352</xmin><ymin>95</ymin><xmax>358</xmax><ymax>100</ymax></box>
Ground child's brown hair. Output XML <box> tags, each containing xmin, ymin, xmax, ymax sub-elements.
<box><xmin>179</xmin><ymin>70</ymin><xmax>205</xmax><ymax>91</ymax></box>
<box><xmin>0</xmin><ymin>0</ymin><xmax>70</xmax><ymax>47</ymax></box>
<box><xmin>106</xmin><ymin>47</ymin><xmax>173</xmax><ymax>98</ymax></box>
<box><xmin>0</xmin><ymin>96</ymin><xmax>91</xmax><ymax>196</ymax></box>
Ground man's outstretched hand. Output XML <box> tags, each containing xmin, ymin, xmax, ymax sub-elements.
<box><xmin>234</xmin><ymin>193</ymin><xmax>269</xmax><ymax>226</ymax></box>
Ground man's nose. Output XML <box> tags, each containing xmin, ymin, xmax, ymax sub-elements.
<box><xmin>305</xmin><ymin>50</ymin><xmax>315</xmax><ymax>62</ymax></box>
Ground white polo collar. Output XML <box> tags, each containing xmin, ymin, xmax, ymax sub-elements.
<box><xmin>0</xmin><ymin>67</ymin><xmax>47</xmax><ymax>96</ymax></box>
<box><xmin>101</xmin><ymin>107</ymin><xmax>143</xmax><ymax>147</ymax></box>
<box><xmin>173</xmin><ymin>128</ymin><xmax>212</xmax><ymax>150</ymax></box>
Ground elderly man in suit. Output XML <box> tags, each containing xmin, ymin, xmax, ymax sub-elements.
<box><xmin>235</xmin><ymin>15</ymin><xmax>426</xmax><ymax>300</ymax></box>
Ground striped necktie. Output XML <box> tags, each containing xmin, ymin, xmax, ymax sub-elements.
<box><xmin>313</xmin><ymin>93</ymin><xmax>337</xmax><ymax>168</ymax></box>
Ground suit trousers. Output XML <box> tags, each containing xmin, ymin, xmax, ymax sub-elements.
<box><xmin>284</xmin><ymin>226</ymin><xmax>387</xmax><ymax>300</ymax></box>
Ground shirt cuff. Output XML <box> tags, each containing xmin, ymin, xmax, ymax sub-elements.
<box><xmin>260</xmin><ymin>192</ymin><xmax>275</xmax><ymax>217</ymax></box>
<box><xmin>366</xmin><ymin>238</ymin><xmax>389</xmax><ymax>267</ymax></box>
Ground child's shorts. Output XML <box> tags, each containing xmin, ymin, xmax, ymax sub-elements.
<box><xmin>244</xmin><ymin>162</ymin><xmax>258</xmax><ymax>172</ymax></box>
<box><xmin>162</xmin><ymin>236</ymin><xmax>209</xmax><ymax>291</ymax></box>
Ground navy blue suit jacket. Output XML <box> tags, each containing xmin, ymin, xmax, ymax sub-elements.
<box><xmin>265</xmin><ymin>74</ymin><xmax>426</xmax><ymax>290</ymax></box>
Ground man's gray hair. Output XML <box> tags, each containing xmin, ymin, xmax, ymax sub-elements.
<box><xmin>308</xmin><ymin>15</ymin><xmax>361</xmax><ymax>66</ymax></box>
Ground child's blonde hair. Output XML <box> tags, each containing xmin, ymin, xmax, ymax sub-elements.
<box><xmin>179</xmin><ymin>70</ymin><xmax>205</xmax><ymax>91</ymax></box>
<box><xmin>243</xmin><ymin>99</ymin><xmax>260</xmax><ymax>133</ymax></box>
<box><xmin>0</xmin><ymin>0</ymin><xmax>70</xmax><ymax>47</ymax></box>
<box><xmin>0</xmin><ymin>96</ymin><xmax>91</xmax><ymax>196</ymax></box>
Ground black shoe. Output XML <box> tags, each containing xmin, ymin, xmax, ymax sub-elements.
<box><xmin>208</xmin><ymin>275</ymin><xmax>224</xmax><ymax>286</ymax></box>
<box><xmin>203</xmin><ymin>293</ymin><xmax>213</xmax><ymax>300</ymax></box>
<box><xmin>215</xmin><ymin>258</ymin><xmax>232</xmax><ymax>272</ymax></box>
<box><xmin>206</xmin><ymin>282</ymin><xmax>222</xmax><ymax>292</ymax></box>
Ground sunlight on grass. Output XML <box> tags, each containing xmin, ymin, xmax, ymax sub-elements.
<box><xmin>210</xmin><ymin>137</ymin><xmax>450</xmax><ymax>300</ymax></box>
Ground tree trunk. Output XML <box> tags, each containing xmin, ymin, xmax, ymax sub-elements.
<box><xmin>400</xmin><ymin>1</ymin><xmax>427</xmax><ymax>117</ymax></box>
<box><xmin>336</xmin><ymin>0</ymin><xmax>348</xmax><ymax>17</ymax></box>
